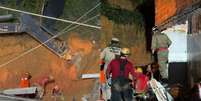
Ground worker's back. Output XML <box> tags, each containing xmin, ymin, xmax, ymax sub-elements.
<box><xmin>152</xmin><ymin>32</ymin><xmax>172</xmax><ymax>49</ymax></box>
<box><xmin>100</xmin><ymin>47</ymin><xmax>120</xmax><ymax>64</ymax></box>
<box><xmin>107</xmin><ymin>58</ymin><xmax>135</xmax><ymax>80</ymax></box>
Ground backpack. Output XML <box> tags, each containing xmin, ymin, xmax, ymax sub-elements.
<box><xmin>112</xmin><ymin>60</ymin><xmax>130</xmax><ymax>91</ymax></box>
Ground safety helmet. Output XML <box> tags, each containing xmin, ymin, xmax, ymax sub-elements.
<box><xmin>136</xmin><ymin>67</ymin><xmax>143</xmax><ymax>73</ymax></box>
<box><xmin>121</xmin><ymin>48</ymin><xmax>130</xmax><ymax>56</ymax></box>
<box><xmin>25</xmin><ymin>72</ymin><xmax>30</xmax><ymax>75</ymax></box>
<box><xmin>152</xmin><ymin>26</ymin><xmax>159</xmax><ymax>32</ymax></box>
<box><xmin>25</xmin><ymin>72</ymin><xmax>31</xmax><ymax>79</ymax></box>
<box><xmin>111</xmin><ymin>37</ymin><xmax>119</xmax><ymax>42</ymax></box>
<box><xmin>110</xmin><ymin>37</ymin><xmax>119</xmax><ymax>44</ymax></box>
<box><xmin>110</xmin><ymin>37</ymin><xmax>120</xmax><ymax>47</ymax></box>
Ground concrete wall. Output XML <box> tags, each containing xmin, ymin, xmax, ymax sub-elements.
<box><xmin>187</xmin><ymin>13</ymin><xmax>201</xmax><ymax>86</ymax></box>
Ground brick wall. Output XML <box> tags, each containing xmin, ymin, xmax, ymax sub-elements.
<box><xmin>155</xmin><ymin>0</ymin><xmax>193</xmax><ymax>25</ymax></box>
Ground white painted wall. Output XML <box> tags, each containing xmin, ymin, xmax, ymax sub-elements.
<box><xmin>162</xmin><ymin>22</ymin><xmax>187</xmax><ymax>62</ymax></box>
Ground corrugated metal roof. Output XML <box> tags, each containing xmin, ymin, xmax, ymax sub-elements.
<box><xmin>0</xmin><ymin>94</ymin><xmax>39</xmax><ymax>101</ymax></box>
<box><xmin>3</xmin><ymin>87</ymin><xmax>37</xmax><ymax>95</ymax></box>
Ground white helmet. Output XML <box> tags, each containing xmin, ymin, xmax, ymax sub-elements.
<box><xmin>111</xmin><ymin>37</ymin><xmax>119</xmax><ymax>42</ymax></box>
<box><xmin>110</xmin><ymin>37</ymin><xmax>120</xmax><ymax>47</ymax></box>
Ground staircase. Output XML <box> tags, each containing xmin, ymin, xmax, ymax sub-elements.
<box><xmin>0</xmin><ymin>14</ymin><xmax>67</xmax><ymax>57</ymax></box>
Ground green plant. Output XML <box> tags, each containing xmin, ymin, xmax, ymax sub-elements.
<box><xmin>101</xmin><ymin>0</ymin><xmax>144</xmax><ymax>25</ymax></box>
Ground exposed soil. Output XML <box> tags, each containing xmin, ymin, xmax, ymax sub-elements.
<box><xmin>0</xmin><ymin>33</ymin><xmax>100</xmax><ymax>101</ymax></box>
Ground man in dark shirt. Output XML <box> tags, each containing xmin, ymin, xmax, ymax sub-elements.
<box><xmin>106</xmin><ymin>48</ymin><xmax>139</xmax><ymax>101</ymax></box>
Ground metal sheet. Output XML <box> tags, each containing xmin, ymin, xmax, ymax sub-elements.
<box><xmin>0</xmin><ymin>23</ymin><xmax>19</xmax><ymax>33</ymax></box>
<box><xmin>0</xmin><ymin>14</ymin><xmax>13</xmax><ymax>22</ymax></box>
<box><xmin>81</xmin><ymin>73</ymin><xmax>99</xmax><ymax>79</ymax></box>
<box><xmin>42</xmin><ymin>0</ymin><xmax>65</xmax><ymax>32</ymax></box>
<box><xmin>0</xmin><ymin>94</ymin><xmax>39</xmax><ymax>101</ymax></box>
<box><xmin>3</xmin><ymin>87</ymin><xmax>37</xmax><ymax>95</ymax></box>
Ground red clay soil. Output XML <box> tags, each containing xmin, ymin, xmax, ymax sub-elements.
<box><xmin>0</xmin><ymin>33</ymin><xmax>100</xmax><ymax>101</ymax></box>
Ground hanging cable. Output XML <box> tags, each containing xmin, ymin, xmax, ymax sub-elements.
<box><xmin>60</xmin><ymin>2</ymin><xmax>101</xmax><ymax>33</ymax></box>
<box><xmin>0</xmin><ymin>14</ymin><xmax>100</xmax><ymax>68</ymax></box>
<box><xmin>0</xmin><ymin>5</ymin><xmax>101</xmax><ymax>29</ymax></box>
<box><xmin>62</xmin><ymin>14</ymin><xmax>100</xmax><ymax>34</ymax></box>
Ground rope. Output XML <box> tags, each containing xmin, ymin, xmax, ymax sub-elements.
<box><xmin>0</xmin><ymin>5</ymin><xmax>101</xmax><ymax>29</ymax></box>
<box><xmin>60</xmin><ymin>2</ymin><xmax>101</xmax><ymax>33</ymax></box>
<box><xmin>0</xmin><ymin>14</ymin><xmax>100</xmax><ymax>68</ymax></box>
<box><xmin>62</xmin><ymin>14</ymin><xmax>100</xmax><ymax>34</ymax></box>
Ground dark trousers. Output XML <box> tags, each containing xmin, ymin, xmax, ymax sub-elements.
<box><xmin>111</xmin><ymin>83</ymin><xmax>134</xmax><ymax>101</ymax></box>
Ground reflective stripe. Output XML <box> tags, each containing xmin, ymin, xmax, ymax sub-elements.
<box><xmin>158</xmin><ymin>47</ymin><xmax>168</xmax><ymax>51</ymax></box>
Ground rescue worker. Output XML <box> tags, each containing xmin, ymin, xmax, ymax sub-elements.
<box><xmin>106</xmin><ymin>48</ymin><xmax>139</xmax><ymax>101</ymax></box>
<box><xmin>100</xmin><ymin>37</ymin><xmax>121</xmax><ymax>73</ymax></box>
<box><xmin>52</xmin><ymin>85</ymin><xmax>64</xmax><ymax>101</ymax></box>
<box><xmin>99</xmin><ymin>37</ymin><xmax>121</xmax><ymax>100</ymax></box>
<box><xmin>19</xmin><ymin>72</ymin><xmax>31</xmax><ymax>88</ymax></box>
<box><xmin>33</xmin><ymin>75</ymin><xmax>54</xmax><ymax>99</ymax></box>
<box><xmin>151</xmin><ymin>26</ymin><xmax>172</xmax><ymax>83</ymax></box>
<box><xmin>52</xmin><ymin>85</ymin><xmax>61</xmax><ymax>96</ymax></box>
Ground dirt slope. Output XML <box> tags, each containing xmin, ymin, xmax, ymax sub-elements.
<box><xmin>0</xmin><ymin>33</ymin><xmax>100</xmax><ymax>101</ymax></box>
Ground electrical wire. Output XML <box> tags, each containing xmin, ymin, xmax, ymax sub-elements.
<box><xmin>0</xmin><ymin>5</ymin><xmax>101</xmax><ymax>29</ymax></box>
<box><xmin>60</xmin><ymin>2</ymin><xmax>101</xmax><ymax>33</ymax></box>
<box><xmin>0</xmin><ymin>14</ymin><xmax>99</xmax><ymax>68</ymax></box>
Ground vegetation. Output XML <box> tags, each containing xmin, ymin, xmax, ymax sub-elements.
<box><xmin>0</xmin><ymin>0</ymin><xmax>99</xmax><ymax>24</ymax></box>
<box><xmin>0</xmin><ymin>0</ymin><xmax>100</xmax><ymax>39</ymax></box>
<box><xmin>101</xmin><ymin>0</ymin><xmax>144</xmax><ymax>25</ymax></box>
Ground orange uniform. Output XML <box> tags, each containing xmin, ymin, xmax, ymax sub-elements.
<box><xmin>99</xmin><ymin>70</ymin><xmax>106</xmax><ymax>84</ymax></box>
<box><xmin>19</xmin><ymin>77</ymin><xmax>30</xmax><ymax>88</ymax></box>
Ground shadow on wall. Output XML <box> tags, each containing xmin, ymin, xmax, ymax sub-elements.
<box><xmin>136</xmin><ymin>0</ymin><xmax>155</xmax><ymax>51</ymax></box>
